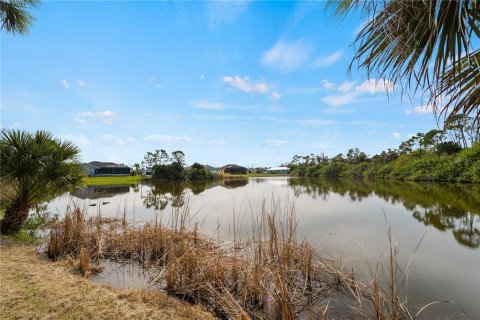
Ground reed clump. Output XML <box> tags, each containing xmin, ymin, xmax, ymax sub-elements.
<box><xmin>44</xmin><ymin>201</ymin><xmax>421</xmax><ymax>319</ymax></box>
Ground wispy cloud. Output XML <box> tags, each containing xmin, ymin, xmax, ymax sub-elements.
<box><xmin>193</xmin><ymin>100</ymin><xmax>225</xmax><ymax>110</ymax></box>
<box><xmin>223</xmin><ymin>75</ymin><xmax>269</xmax><ymax>94</ymax></box>
<box><xmin>60</xmin><ymin>79</ymin><xmax>69</xmax><ymax>89</ymax></box>
<box><xmin>269</xmin><ymin>91</ymin><xmax>281</xmax><ymax>101</ymax></box>
<box><xmin>192</xmin><ymin>114</ymin><xmax>237</xmax><ymax>121</ymax></box>
<box><xmin>260</xmin><ymin>40</ymin><xmax>310</xmax><ymax>72</ymax></box>
<box><xmin>312</xmin><ymin>50</ymin><xmax>343</xmax><ymax>68</ymax></box>
<box><xmin>321</xmin><ymin>79</ymin><xmax>395</xmax><ymax>107</ymax></box>
<box><xmin>265</xmin><ymin>139</ymin><xmax>289</xmax><ymax>146</ymax></box>
<box><xmin>125</xmin><ymin>137</ymin><xmax>136</xmax><ymax>145</ymax></box>
<box><xmin>97</xmin><ymin>110</ymin><xmax>115</xmax><ymax>125</ymax></box>
<box><xmin>322</xmin><ymin>79</ymin><xmax>336</xmax><ymax>90</ymax></box>
<box><xmin>60</xmin><ymin>134</ymin><xmax>89</xmax><ymax>145</ymax></box>
<box><xmin>405</xmin><ymin>104</ymin><xmax>434</xmax><ymax>115</ymax></box>
<box><xmin>321</xmin><ymin>92</ymin><xmax>357</xmax><ymax>106</ymax></box>
<box><xmin>207</xmin><ymin>0</ymin><xmax>250</xmax><ymax>28</ymax></box>
<box><xmin>75</xmin><ymin>110</ymin><xmax>115</xmax><ymax>125</ymax></box>
<box><xmin>77</xmin><ymin>80</ymin><xmax>86</xmax><ymax>87</ymax></box>
<box><xmin>142</xmin><ymin>134</ymin><xmax>193</xmax><ymax>143</ymax></box>
<box><xmin>208</xmin><ymin>139</ymin><xmax>225</xmax><ymax>145</ymax></box>
<box><xmin>392</xmin><ymin>132</ymin><xmax>401</xmax><ymax>139</ymax></box>
<box><xmin>338</xmin><ymin>81</ymin><xmax>355</xmax><ymax>92</ymax></box>
<box><xmin>98</xmin><ymin>134</ymin><xmax>123</xmax><ymax>145</ymax></box>
<box><xmin>355</xmin><ymin>79</ymin><xmax>395</xmax><ymax>94</ymax></box>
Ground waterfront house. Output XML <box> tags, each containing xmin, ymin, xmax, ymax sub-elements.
<box><xmin>265</xmin><ymin>166</ymin><xmax>290</xmax><ymax>174</ymax></box>
<box><xmin>219</xmin><ymin>164</ymin><xmax>247</xmax><ymax>174</ymax></box>
<box><xmin>82</xmin><ymin>161</ymin><xmax>131</xmax><ymax>176</ymax></box>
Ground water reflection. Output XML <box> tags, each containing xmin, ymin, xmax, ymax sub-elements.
<box><xmin>71</xmin><ymin>185</ymin><xmax>131</xmax><ymax>199</ymax></box>
<box><xmin>289</xmin><ymin>178</ymin><xmax>480</xmax><ymax>248</ymax></box>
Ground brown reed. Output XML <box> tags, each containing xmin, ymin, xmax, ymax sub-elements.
<box><xmin>44</xmin><ymin>200</ymin><xmax>429</xmax><ymax>319</ymax></box>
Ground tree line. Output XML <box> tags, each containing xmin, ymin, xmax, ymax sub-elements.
<box><xmin>289</xmin><ymin>122</ymin><xmax>480</xmax><ymax>182</ymax></box>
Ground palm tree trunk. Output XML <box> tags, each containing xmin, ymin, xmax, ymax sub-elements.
<box><xmin>0</xmin><ymin>201</ymin><xmax>30</xmax><ymax>233</ymax></box>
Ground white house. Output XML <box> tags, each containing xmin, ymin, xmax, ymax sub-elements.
<box><xmin>265</xmin><ymin>166</ymin><xmax>290</xmax><ymax>174</ymax></box>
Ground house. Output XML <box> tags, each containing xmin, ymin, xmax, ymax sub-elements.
<box><xmin>204</xmin><ymin>165</ymin><xmax>219</xmax><ymax>174</ymax></box>
<box><xmin>82</xmin><ymin>161</ymin><xmax>131</xmax><ymax>176</ymax></box>
<box><xmin>265</xmin><ymin>166</ymin><xmax>290</xmax><ymax>174</ymax></box>
<box><xmin>218</xmin><ymin>164</ymin><xmax>247</xmax><ymax>174</ymax></box>
<box><xmin>141</xmin><ymin>167</ymin><xmax>153</xmax><ymax>176</ymax></box>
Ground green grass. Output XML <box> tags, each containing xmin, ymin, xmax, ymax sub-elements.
<box><xmin>83</xmin><ymin>175</ymin><xmax>144</xmax><ymax>186</ymax></box>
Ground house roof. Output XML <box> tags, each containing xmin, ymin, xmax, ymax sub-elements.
<box><xmin>220</xmin><ymin>164</ymin><xmax>246</xmax><ymax>169</ymax></box>
<box><xmin>266</xmin><ymin>166</ymin><xmax>289</xmax><ymax>171</ymax></box>
<box><xmin>87</xmin><ymin>161</ymin><xmax>130</xmax><ymax>169</ymax></box>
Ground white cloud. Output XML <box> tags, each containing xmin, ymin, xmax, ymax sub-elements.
<box><xmin>200</xmin><ymin>74</ymin><xmax>205</xmax><ymax>79</ymax></box>
<box><xmin>77</xmin><ymin>80</ymin><xmax>85</xmax><ymax>87</ymax></box>
<box><xmin>74</xmin><ymin>110</ymin><xmax>114</xmax><ymax>125</ymax></box>
<box><xmin>60</xmin><ymin>80</ymin><xmax>69</xmax><ymax>88</ymax></box>
<box><xmin>99</xmin><ymin>134</ymin><xmax>123</xmax><ymax>145</ymax></box>
<box><xmin>322</xmin><ymin>79</ymin><xmax>336</xmax><ymax>90</ymax></box>
<box><xmin>260</xmin><ymin>40</ymin><xmax>310</xmax><ymax>72</ymax></box>
<box><xmin>193</xmin><ymin>100</ymin><xmax>225</xmax><ymax>110</ymax></box>
<box><xmin>269</xmin><ymin>91</ymin><xmax>281</xmax><ymax>101</ymax></box>
<box><xmin>265</xmin><ymin>139</ymin><xmax>289</xmax><ymax>146</ymax></box>
<box><xmin>392</xmin><ymin>132</ymin><xmax>401</xmax><ymax>139</ymax></box>
<box><xmin>125</xmin><ymin>137</ymin><xmax>136</xmax><ymax>145</ymax></box>
<box><xmin>321</xmin><ymin>92</ymin><xmax>357</xmax><ymax>106</ymax></box>
<box><xmin>355</xmin><ymin>79</ymin><xmax>395</xmax><ymax>94</ymax></box>
<box><xmin>312</xmin><ymin>50</ymin><xmax>343</xmax><ymax>68</ymax></box>
<box><xmin>223</xmin><ymin>75</ymin><xmax>269</xmax><ymax>94</ymax></box>
<box><xmin>406</xmin><ymin>104</ymin><xmax>434</xmax><ymax>115</ymax></box>
<box><xmin>97</xmin><ymin>110</ymin><xmax>115</xmax><ymax>125</ymax></box>
<box><xmin>142</xmin><ymin>135</ymin><xmax>193</xmax><ymax>143</ymax></box>
<box><xmin>321</xmin><ymin>78</ymin><xmax>394</xmax><ymax>107</ymax></box>
<box><xmin>338</xmin><ymin>81</ymin><xmax>355</xmax><ymax>92</ymax></box>
<box><xmin>154</xmin><ymin>83</ymin><xmax>161</xmax><ymax>88</ymax></box>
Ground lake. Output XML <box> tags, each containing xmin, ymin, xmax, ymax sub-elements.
<box><xmin>45</xmin><ymin>177</ymin><xmax>480</xmax><ymax>319</ymax></box>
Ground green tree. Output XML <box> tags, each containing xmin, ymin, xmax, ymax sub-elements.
<box><xmin>0</xmin><ymin>130</ymin><xmax>84</xmax><ymax>233</ymax></box>
<box><xmin>329</xmin><ymin>0</ymin><xmax>480</xmax><ymax>124</ymax></box>
<box><xmin>1</xmin><ymin>0</ymin><xmax>39</xmax><ymax>35</ymax></box>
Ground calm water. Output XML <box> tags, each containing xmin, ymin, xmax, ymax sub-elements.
<box><xmin>46</xmin><ymin>177</ymin><xmax>480</xmax><ymax>319</ymax></box>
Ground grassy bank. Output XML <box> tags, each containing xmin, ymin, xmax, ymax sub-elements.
<box><xmin>0</xmin><ymin>236</ymin><xmax>214</xmax><ymax>320</ymax></box>
<box><xmin>83</xmin><ymin>175</ymin><xmax>144</xmax><ymax>186</ymax></box>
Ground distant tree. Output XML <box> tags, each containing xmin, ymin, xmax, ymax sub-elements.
<box><xmin>1</xmin><ymin>0</ymin><xmax>39</xmax><ymax>35</ymax></box>
<box><xmin>0</xmin><ymin>130</ymin><xmax>84</xmax><ymax>232</ymax></box>
<box><xmin>171</xmin><ymin>150</ymin><xmax>185</xmax><ymax>166</ymax></box>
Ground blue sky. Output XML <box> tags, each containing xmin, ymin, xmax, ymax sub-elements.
<box><xmin>2</xmin><ymin>1</ymin><xmax>438</xmax><ymax>167</ymax></box>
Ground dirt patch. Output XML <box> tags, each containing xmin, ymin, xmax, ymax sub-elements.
<box><xmin>0</xmin><ymin>236</ymin><xmax>214</xmax><ymax>320</ymax></box>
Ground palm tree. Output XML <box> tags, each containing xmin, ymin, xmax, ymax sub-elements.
<box><xmin>328</xmin><ymin>0</ymin><xmax>479</xmax><ymax>124</ymax></box>
<box><xmin>1</xmin><ymin>0</ymin><xmax>39</xmax><ymax>35</ymax></box>
<box><xmin>0</xmin><ymin>130</ymin><xmax>84</xmax><ymax>233</ymax></box>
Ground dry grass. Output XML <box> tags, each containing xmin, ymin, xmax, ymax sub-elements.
<box><xmin>41</xmin><ymin>198</ymin><xmax>434</xmax><ymax>320</ymax></box>
<box><xmin>0</xmin><ymin>236</ymin><xmax>214</xmax><ymax>320</ymax></box>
